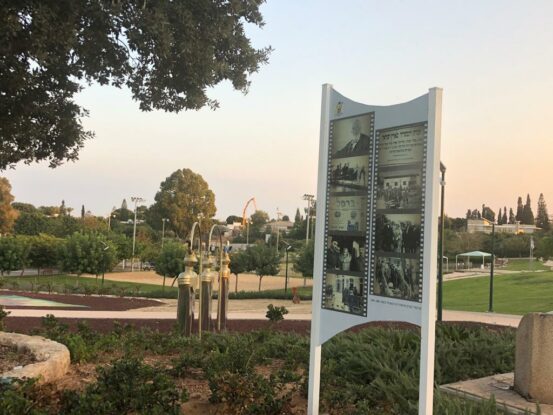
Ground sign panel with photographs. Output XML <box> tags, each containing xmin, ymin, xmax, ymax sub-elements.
<box><xmin>371</xmin><ymin>125</ymin><xmax>427</xmax><ymax>304</ymax></box>
<box><xmin>308</xmin><ymin>85</ymin><xmax>442</xmax><ymax>415</ymax></box>
<box><xmin>321</xmin><ymin>113</ymin><xmax>374</xmax><ymax>316</ymax></box>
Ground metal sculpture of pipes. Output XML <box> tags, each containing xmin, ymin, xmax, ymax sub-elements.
<box><xmin>176</xmin><ymin>222</ymin><xmax>202</xmax><ymax>336</ymax></box>
<box><xmin>199</xmin><ymin>229</ymin><xmax>218</xmax><ymax>334</ymax></box>
<box><xmin>208</xmin><ymin>225</ymin><xmax>230</xmax><ymax>332</ymax></box>
<box><xmin>219</xmin><ymin>248</ymin><xmax>231</xmax><ymax>332</ymax></box>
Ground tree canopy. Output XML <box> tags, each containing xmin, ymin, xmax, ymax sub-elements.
<box><xmin>0</xmin><ymin>0</ymin><xmax>271</xmax><ymax>169</ymax></box>
<box><xmin>0</xmin><ymin>177</ymin><xmax>18</xmax><ymax>234</ymax></box>
<box><xmin>146</xmin><ymin>168</ymin><xmax>216</xmax><ymax>237</ymax></box>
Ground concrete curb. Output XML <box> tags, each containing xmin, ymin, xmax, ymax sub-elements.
<box><xmin>0</xmin><ymin>332</ymin><xmax>70</xmax><ymax>384</ymax></box>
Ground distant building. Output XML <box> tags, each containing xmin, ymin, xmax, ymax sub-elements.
<box><xmin>265</xmin><ymin>220</ymin><xmax>294</xmax><ymax>233</ymax></box>
<box><xmin>467</xmin><ymin>218</ymin><xmax>540</xmax><ymax>234</ymax></box>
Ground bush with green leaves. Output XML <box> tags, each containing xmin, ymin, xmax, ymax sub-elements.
<box><xmin>60</xmin><ymin>358</ymin><xmax>187</xmax><ymax>415</ymax></box>
<box><xmin>0</xmin><ymin>305</ymin><xmax>10</xmax><ymax>331</ymax></box>
<box><xmin>266</xmin><ymin>304</ymin><xmax>289</xmax><ymax>322</ymax></box>
<box><xmin>59</xmin><ymin>232</ymin><xmax>117</xmax><ymax>280</ymax></box>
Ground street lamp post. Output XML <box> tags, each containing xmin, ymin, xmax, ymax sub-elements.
<box><xmin>303</xmin><ymin>194</ymin><xmax>314</xmax><ymax>245</ymax></box>
<box><xmin>284</xmin><ymin>243</ymin><xmax>292</xmax><ymax>293</ymax></box>
<box><xmin>107</xmin><ymin>206</ymin><xmax>116</xmax><ymax>232</ymax></box>
<box><xmin>131</xmin><ymin>196</ymin><xmax>145</xmax><ymax>272</ymax></box>
<box><xmin>489</xmin><ymin>222</ymin><xmax>496</xmax><ymax>313</ymax></box>
<box><xmin>161</xmin><ymin>218</ymin><xmax>169</xmax><ymax>248</ymax></box>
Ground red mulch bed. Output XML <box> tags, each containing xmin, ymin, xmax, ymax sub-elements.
<box><xmin>3</xmin><ymin>316</ymin><xmax>514</xmax><ymax>336</ymax></box>
<box><xmin>0</xmin><ymin>290</ymin><xmax>162</xmax><ymax>311</ymax></box>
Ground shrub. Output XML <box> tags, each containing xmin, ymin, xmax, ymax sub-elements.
<box><xmin>0</xmin><ymin>305</ymin><xmax>10</xmax><ymax>331</ymax></box>
<box><xmin>266</xmin><ymin>304</ymin><xmax>288</xmax><ymax>322</ymax></box>
<box><xmin>60</xmin><ymin>358</ymin><xmax>186</xmax><ymax>414</ymax></box>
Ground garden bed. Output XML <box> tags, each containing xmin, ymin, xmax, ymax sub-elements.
<box><xmin>0</xmin><ymin>316</ymin><xmax>518</xmax><ymax>414</ymax></box>
<box><xmin>0</xmin><ymin>290</ymin><xmax>163</xmax><ymax>311</ymax></box>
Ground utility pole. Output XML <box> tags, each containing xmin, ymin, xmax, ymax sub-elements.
<box><xmin>161</xmin><ymin>218</ymin><xmax>169</xmax><ymax>248</ymax></box>
<box><xmin>131</xmin><ymin>196</ymin><xmax>145</xmax><ymax>272</ymax></box>
<box><xmin>488</xmin><ymin>222</ymin><xmax>495</xmax><ymax>313</ymax></box>
<box><xmin>303</xmin><ymin>194</ymin><xmax>314</xmax><ymax>245</ymax></box>
<box><xmin>107</xmin><ymin>206</ymin><xmax>116</xmax><ymax>232</ymax></box>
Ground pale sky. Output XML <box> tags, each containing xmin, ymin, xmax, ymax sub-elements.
<box><xmin>4</xmin><ymin>0</ymin><xmax>553</xmax><ymax>221</ymax></box>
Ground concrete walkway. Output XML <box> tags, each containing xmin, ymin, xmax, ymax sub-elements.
<box><xmin>5</xmin><ymin>306</ymin><xmax>521</xmax><ymax>327</ymax></box>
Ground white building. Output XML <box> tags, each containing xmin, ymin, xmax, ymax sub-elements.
<box><xmin>467</xmin><ymin>218</ymin><xmax>540</xmax><ymax>234</ymax></box>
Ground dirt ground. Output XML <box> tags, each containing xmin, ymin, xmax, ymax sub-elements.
<box><xmin>81</xmin><ymin>271</ymin><xmax>312</xmax><ymax>292</ymax></box>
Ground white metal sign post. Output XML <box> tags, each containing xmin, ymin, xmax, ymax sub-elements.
<box><xmin>308</xmin><ymin>84</ymin><xmax>442</xmax><ymax>415</ymax></box>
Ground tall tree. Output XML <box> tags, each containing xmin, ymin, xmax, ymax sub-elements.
<box><xmin>295</xmin><ymin>208</ymin><xmax>302</xmax><ymax>224</ymax></box>
<box><xmin>0</xmin><ymin>177</ymin><xmax>18</xmax><ymax>234</ymax></box>
<box><xmin>522</xmin><ymin>194</ymin><xmax>535</xmax><ymax>225</ymax></box>
<box><xmin>0</xmin><ymin>1</ymin><xmax>270</xmax><ymax>169</ymax></box>
<box><xmin>155</xmin><ymin>241</ymin><xmax>186</xmax><ymax>290</ymax></box>
<box><xmin>536</xmin><ymin>193</ymin><xmax>550</xmax><ymax>230</ymax></box>
<box><xmin>247</xmin><ymin>244</ymin><xmax>280</xmax><ymax>291</ymax></box>
<box><xmin>294</xmin><ymin>240</ymin><xmax>314</xmax><ymax>286</ymax></box>
<box><xmin>229</xmin><ymin>250</ymin><xmax>252</xmax><ymax>293</ymax></box>
<box><xmin>121</xmin><ymin>199</ymin><xmax>128</xmax><ymax>211</ymax></box>
<box><xmin>516</xmin><ymin>197</ymin><xmax>524</xmax><ymax>222</ymax></box>
<box><xmin>81</xmin><ymin>205</ymin><xmax>85</xmax><ymax>219</ymax></box>
<box><xmin>0</xmin><ymin>236</ymin><xmax>30</xmax><ymax>275</ymax></box>
<box><xmin>508</xmin><ymin>208</ymin><xmax>516</xmax><ymax>224</ymax></box>
<box><xmin>502</xmin><ymin>206</ymin><xmax>508</xmax><ymax>225</ymax></box>
<box><xmin>146</xmin><ymin>168</ymin><xmax>216</xmax><ymax>237</ymax></box>
<box><xmin>481</xmin><ymin>205</ymin><xmax>495</xmax><ymax>222</ymax></box>
<box><xmin>497</xmin><ymin>207</ymin><xmax>503</xmax><ymax>225</ymax></box>
<box><xmin>60</xmin><ymin>200</ymin><xmax>68</xmax><ymax>216</ymax></box>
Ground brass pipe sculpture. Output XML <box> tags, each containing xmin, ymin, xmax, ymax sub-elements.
<box><xmin>208</xmin><ymin>225</ymin><xmax>228</xmax><ymax>332</ymax></box>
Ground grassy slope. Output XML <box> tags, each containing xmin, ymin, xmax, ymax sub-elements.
<box><xmin>444</xmin><ymin>271</ymin><xmax>553</xmax><ymax>314</ymax></box>
<box><xmin>501</xmin><ymin>258</ymin><xmax>550</xmax><ymax>272</ymax></box>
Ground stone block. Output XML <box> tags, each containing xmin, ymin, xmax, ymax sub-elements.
<box><xmin>0</xmin><ymin>332</ymin><xmax>70</xmax><ymax>384</ymax></box>
<box><xmin>515</xmin><ymin>313</ymin><xmax>553</xmax><ymax>404</ymax></box>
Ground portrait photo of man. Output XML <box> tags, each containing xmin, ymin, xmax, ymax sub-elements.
<box><xmin>334</xmin><ymin>118</ymin><xmax>371</xmax><ymax>157</ymax></box>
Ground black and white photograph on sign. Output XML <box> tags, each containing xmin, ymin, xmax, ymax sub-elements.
<box><xmin>324</xmin><ymin>273</ymin><xmax>364</xmax><ymax>315</ymax></box>
<box><xmin>374</xmin><ymin>213</ymin><xmax>421</xmax><ymax>254</ymax></box>
<box><xmin>328</xmin><ymin>195</ymin><xmax>367</xmax><ymax>232</ymax></box>
<box><xmin>373</xmin><ymin>256</ymin><xmax>420</xmax><ymax>302</ymax></box>
<box><xmin>378</xmin><ymin>124</ymin><xmax>425</xmax><ymax>166</ymax></box>
<box><xmin>331</xmin><ymin>114</ymin><xmax>373</xmax><ymax>158</ymax></box>
<box><xmin>326</xmin><ymin>234</ymin><xmax>366</xmax><ymax>272</ymax></box>
<box><xmin>329</xmin><ymin>155</ymin><xmax>369</xmax><ymax>192</ymax></box>
<box><xmin>376</xmin><ymin>168</ymin><xmax>422</xmax><ymax>210</ymax></box>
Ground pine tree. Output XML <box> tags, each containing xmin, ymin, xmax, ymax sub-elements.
<box><xmin>497</xmin><ymin>207</ymin><xmax>503</xmax><ymax>224</ymax></box>
<box><xmin>536</xmin><ymin>193</ymin><xmax>550</xmax><ymax>230</ymax></box>
<box><xmin>522</xmin><ymin>194</ymin><xmax>535</xmax><ymax>225</ymax></box>
<box><xmin>516</xmin><ymin>197</ymin><xmax>524</xmax><ymax>222</ymax></box>
<box><xmin>60</xmin><ymin>200</ymin><xmax>67</xmax><ymax>216</ymax></box>
<box><xmin>81</xmin><ymin>205</ymin><xmax>85</xmax><ymax>219</ymax></box>
<box><xmin>294</xmin><ymin>208</ymin><xmax>302</xmax><ymax>224</ymax></box>
<box><xmin>509</xmin><ymin>208</ymin><xmax>516</xmax><ymax>224</ymax></box>
<box><xmin>121</xmin><ymin>199</ymin><xmax>128</xmax><ymax>210</ymax></box>
<box><xmin>466</xmin><ymin>209</ymin><xmax>472</xmax><ymax>219</ymax></box>
<box><xmin>502</xmin><ymin>206</ymin><xmax>508</xmax><ymax>225</ymax></box>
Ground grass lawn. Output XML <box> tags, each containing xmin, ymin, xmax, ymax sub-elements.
<box><xmin>0</xmin><ymin>274</ymin><xmax>178</xmax><ymax>297</ymax></box>
<box><xmin>501</xmin><ymin>258</ymin><xmax>550</xmax><ymax>272</ymax></box>
<box><xmin>444</xmin><ymin>271</ymin><xmax>553</xmax><ymax>314</ymax></box>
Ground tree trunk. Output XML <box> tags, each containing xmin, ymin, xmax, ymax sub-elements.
<box><xmin>162</xmin><ymin>275</ymin><xmax>166</xmax><ymax>292</ymax></box>
<box><xmin>303</xmin><ymin>276</ymin><xmax>306</xmax><ymax>287</ymax></box>
<box><xmin>235</xmin><ymin>274</ymin><xmax>238</xmax><ymax>293</ymax></box>
<box><xmin>258</xmin><ymin>275</ymin><xmax>262</xmax><ymax>291</ymax></box>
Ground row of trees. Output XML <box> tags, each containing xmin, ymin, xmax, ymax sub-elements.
<box><xmin>0</xmin><ymin>233</ymin><xmax>118</xmax><ymax>280</ymax></box>
<box><xmin>466</xmin><ymin>194</ymin><xmax>550</xmax><ymax>229</ymax></box>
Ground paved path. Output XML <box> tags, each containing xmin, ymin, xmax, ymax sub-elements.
<box><xmin>6</xmin><ymin>306</ymin><xmax>521</xmax><ymax>327</ymax></box>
